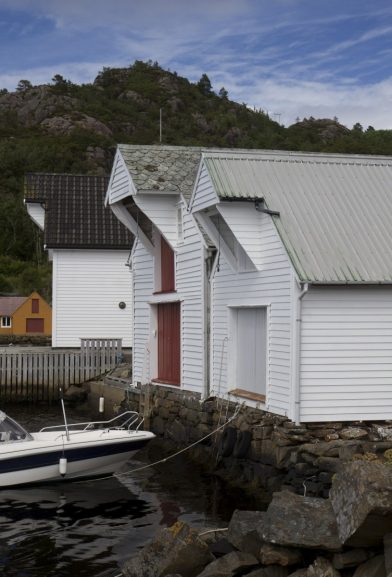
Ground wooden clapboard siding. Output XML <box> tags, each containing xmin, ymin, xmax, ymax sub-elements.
<box><xmin>132</xmin><ymin>242</ymin><xmax>154</xmax><ymax>385</ymax></box>
<box><xmin>175</xmin><ymin>207</ymin><xmax>205</xmax><ymax>392</ymax></box>
<box><xmin>52</xmin><ymin>249</ymin><xmax>132</xmax><ymax>348</ymax></box>
<box><xmin>190</xmin><ymin>164</ymin><xmax>219</xmax><ymax>212</ymax></box>
<box><xmin>300</xmin><ymin>286</ymin><xmax>392</xmax><ymax>422</ymax></box>
<box><xmin>25</xmin><ymin>202</ymin><xmax>45</xmax><ymax>231</ymax></box>
<box><xmin>211</xmin><ymin>211</ymin><xmax>294</xmax><ymax>417</ymax></box>
<box><xmin>106</xmin><ymin>152</ymin><xmax>133</xmax><ymax>204</ymax></box>
<box><xmin>135</xmin><ymin>194</ymin><xmax>178</xmax><ymax>247</ymax></box>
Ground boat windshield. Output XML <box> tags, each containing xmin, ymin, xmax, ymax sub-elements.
<box><xmin>0</xmin><ymin>410</ymin><xmax>33</xmax><ymax>442</ymax></box>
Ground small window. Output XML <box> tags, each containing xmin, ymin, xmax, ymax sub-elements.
<box><xmin>32</xmin><ymin>299</ymin><xmax>39</xmax><ymax>313</ymax></box>
<box><xmin>161</xmin><ymin>236</ymin><xmax>175</xmax><ymax>292</ymax></box>
<box><xmin>1</xmin><ymin>316</ymin><xmax>11</xmax><ymax>328</ymax></box>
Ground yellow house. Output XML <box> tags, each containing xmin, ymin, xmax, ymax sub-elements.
<box><xmin>0</xmin><ymin>292</ymin><xmax>52</xmax><ymax>336</ymax></box>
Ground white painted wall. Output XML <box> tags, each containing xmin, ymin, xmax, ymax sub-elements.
<box><xmin>131</xmin><ymin>241</ymin><xmax>154</xmax><ymax>384</ymax></box>
<box><xmin>106</xmin><ymin>152</ymin><xmax>134</xmax><ymax>205</ymax></box>
<box><xmin>136</xmin><ymin>194</ymin><xmax>178</xmax><ymax>247</ymax></box>
<box><xmin>52</xmin><ymin>249</ymin><xmax>133</xmax><ymax>348</ymax></box>
<box><xmin>190</xmin><ymin>164</ymin><xmax>218</xmax><ymax>212</ymax></box>
<box><xmin>300</xmin><ymin>286</ymin><xmax>392</xmax><ymax>422</ymax></box>
<box><xmin>25</xmin><ymin>203</ymin><xmax>45</xmax><ymax>231</ymax></box>
<box><xmin>211</xmin><ymin>211</ymin><xmax>295</xmax><ymax>417</ymax></box>
<box><xmin>132</xmin><ymin>202</ymin><xmax>206</xmax><ymax>394</ymax></box>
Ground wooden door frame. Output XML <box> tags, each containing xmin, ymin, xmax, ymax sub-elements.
<box><xmin>150</xmin><ymin>300</ymin><xmax>182</xmax><ymax>386</ymax></box>
<box><xmin>227</xmin><ymin>304</ymin><xmax>269</xmax><ymax>398</ymax></box>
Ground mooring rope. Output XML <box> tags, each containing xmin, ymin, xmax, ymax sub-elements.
<box><xmin>75</xmin><ymin>403</ymin><xmax>242</xmax><ymax>485</ymax></box>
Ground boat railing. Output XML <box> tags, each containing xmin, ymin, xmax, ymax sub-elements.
<box><xmin>39</xmin><ymin>411</ymin><xmax>144</xmax><ymax>433</ymax></box>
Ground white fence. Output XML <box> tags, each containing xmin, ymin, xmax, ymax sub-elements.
<box><xmin>0</xmin><ymin>338</ymin><xmax>122</xmax><ymax>401</ymax></box>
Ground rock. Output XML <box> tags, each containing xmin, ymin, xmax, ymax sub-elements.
<box><xmin>63</xmin><ymin>385</ymin><xmax>87</xmax><ymax>403</ymax></box>
<box><xmin>352</xmin><ymin>555</ymin><xmax>386</xmax><ymax>577</ymax></box>
<box><xmin>196</xmin><ymin>551</ymin><xmax>259</xmax><ymax>577</ymax></box>
<box><xmin>262</xmin><ymin>492</ymin><xmax>342</xmax><ymax>551</ymax></box>
<box><xmin>384</xmin><ymin>533</ymin><xmax>392</xmax><ymax>576</ymax></box>
<box><xmin>330</xmin><ymin>461</ymin><xmax>392</xmax><ymax>546</ymax></box>
<box><xmin>339</xmin><ymin>428</ymin><xmax>368</xmax><ymax>440</ymax></box>
<box><xmin>306</xmin><ymin>557</ymin><xmax>341</xmax><ymax>577</ymax></box>
<box><xmin>227</xmin><ymin>510</ymin><xmax>267</xmax><ymax>556</ymax></box>
<box><xmin>287</xmin><ymin>571</ymin><xmax>307</xmax><ymax>577</ymax></box>
<box><xmin>245</xmin><ymin>567</ymin><xmax>289</xmax><ymax>577</ymax></box>
<box><xmin>332</xmin><ymin>549</ymin><xmax>369</xmax><ymax>569</ymax></box>
<box><xmin>121</xmin><ymin>521</ymin><xmax>214</xmax><ymax>577</ymax></box>
<box><xmin>258</xmin><ymin>543</ymin><xmax>302</xmax><ymax>566</ymax></box>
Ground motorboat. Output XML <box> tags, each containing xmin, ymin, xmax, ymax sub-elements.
<box><xmin>0</xmin><ymin>407</ymin><xmax>155</xmax><ymax>487</ymax></box>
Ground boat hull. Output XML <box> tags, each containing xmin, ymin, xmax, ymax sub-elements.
<box><xmin>0</xmin><ymin>431</ymin><xmax>154</xmax><ymax>487</ymax></box>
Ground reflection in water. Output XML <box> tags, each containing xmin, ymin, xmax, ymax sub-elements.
<box><xmin>0</xmin><ymin>479</ymin><xmax>154</xmax><ymax>577</ymax></box>
<box><xmin>0</xmin><ymin>404</ymin><xmax>248</xmax><ymax>577</ymax></box>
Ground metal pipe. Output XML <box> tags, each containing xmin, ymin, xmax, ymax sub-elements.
<box><xmin>59</xmin><ymin>388</ymin><xmax>70</xmax><ymax>441</ymax></box>
<box><xmin>294</xmin><ymin>283</ymin><xmax>309</xmax><ymax>425</ymax></box>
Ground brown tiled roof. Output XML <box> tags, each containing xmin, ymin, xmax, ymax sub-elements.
<box><xmin>25</xmin><ymin>174</ymin><xmax>133</xmax><ymax>249</ymax></box>
<box><xmin>0</xmin><ymin>296</ymin><xmax>27</xmax><ymax>316</ymax></box>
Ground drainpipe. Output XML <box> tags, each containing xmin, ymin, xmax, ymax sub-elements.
<box><xmin>294</xmin><ymin>282</ymin><xmax>309</xmax><ymax>425</ymax></box>
<box><xmin>203</xmin><ymin>248</ymin><xmax>216</xmax><ymax>399</ymax></box>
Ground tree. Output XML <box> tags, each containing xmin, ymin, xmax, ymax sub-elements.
<box><xmin>197</xmin><ymin>73</ymin><xmax>212</xmax><ymax>96</ymax></box>
<box><xmin>218</xmin><ymin>87</ymin><xmax>228</xmax><ymax>100</ymax></box>
<box><xmin>353</xmin><ymin>122</ymin><xmax>363</xmax><ymax>132</ymax></box>
<box><xmin>16</xmin><ymin>79</ymin><xmax>32</xmax><ymax>92</ymax></box>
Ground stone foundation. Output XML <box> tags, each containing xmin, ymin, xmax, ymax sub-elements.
<box><xmin>120</xmin><ymin>383</ymin><xmax>392</xmax><ymax>499</ymax></box>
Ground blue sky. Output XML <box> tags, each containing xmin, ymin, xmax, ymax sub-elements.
<box><xmin>0</xmin><ymin>0</ymin><xmax>392</xmax><ymax>128</ymax></box>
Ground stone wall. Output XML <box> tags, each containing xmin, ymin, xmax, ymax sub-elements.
<box><xmin>122</xmin><ymin>383</ymin><xmax>392</xmax><ymax>499</ymax></box>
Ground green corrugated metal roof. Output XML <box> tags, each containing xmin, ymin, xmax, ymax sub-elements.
<box><xmin>202</xmin><ymin>150</ymin><xmax>392</xmax><ymax>283</ymax></box>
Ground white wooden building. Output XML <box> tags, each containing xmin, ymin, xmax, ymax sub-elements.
<box><xmin>190</xmin><ymin>150</ymin><xmax>392</xmax><ymax>423</ymax></box>
<box><xmin>106</xmin><ymin>145</ymin><xmax>209</xmax><ymax>392</ymax></box>
<box><xmin>25</xmin><ymin>174</ymin><xmax>134</xmax><ymax>348</ymax></box>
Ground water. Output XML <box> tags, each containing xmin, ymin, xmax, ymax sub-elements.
<box><xmin>0</xmin><ymin>404</ymin><xmax>250</xmax><ymax>577</ymax></box>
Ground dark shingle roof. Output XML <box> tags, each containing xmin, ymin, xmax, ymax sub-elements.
<box><xmin>25</xmin><ymin>174</ymin><xmax>133</xmax><ymax>249</ymax></box>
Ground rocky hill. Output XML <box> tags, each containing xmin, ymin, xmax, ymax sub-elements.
<box><xmin>1</xmin><ymin>60</ymin><xmax>392</xmax><ymax>296</ymax></box>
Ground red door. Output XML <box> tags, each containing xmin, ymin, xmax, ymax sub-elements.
<box><xmin>157</xmin><ymin>302</ymin><xmax>181</xmax><ymax>385</ymax></box>
<box><xmin>26</xmin><ymin>318</ymin><xmax>44</xmax><ymax>333</ymax></box>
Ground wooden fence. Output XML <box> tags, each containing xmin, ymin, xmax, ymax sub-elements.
<box><xmin>0</xmin><ymin>338</ymin><xmax>122</xmax><ymax>402</ymax></box>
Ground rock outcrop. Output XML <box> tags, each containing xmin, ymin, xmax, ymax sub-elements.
<box><xmin>121</xmin><ymin>461</ymin><xmax>392</xmax><ymax>577</ymax></box>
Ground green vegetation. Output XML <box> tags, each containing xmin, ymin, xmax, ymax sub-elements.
<box><xmin>1</xmin><ymin>60</ymin><xmax>392</xmax><ymax>298</ymax></box>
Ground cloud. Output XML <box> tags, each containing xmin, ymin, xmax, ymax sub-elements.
<box><xmin>1</xmin><ymin>0</ymin><xmax>392</xmax><ymax>129</ymax></box>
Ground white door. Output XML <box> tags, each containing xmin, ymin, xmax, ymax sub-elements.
<box><xmin>235</xmin><ymin>307</ymin><xmax>267</xmax><ymax>395</ymax></box>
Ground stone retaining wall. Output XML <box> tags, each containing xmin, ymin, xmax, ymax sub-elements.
<box><xmin>121</xmin><ymin>383</ymin><xmax>392</xmax><ymax>498</ymax></box>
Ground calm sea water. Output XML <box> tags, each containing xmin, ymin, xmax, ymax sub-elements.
<box><xmin>0</xmin><ymin>404</ymin><xmax>251</xmax><ymax>577</ymax></box>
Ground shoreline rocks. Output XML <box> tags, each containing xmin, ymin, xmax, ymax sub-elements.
<box><xmin>121</xmin><ymin>461</ymin><xmax>392</xmax><ymax>577</ymax></box>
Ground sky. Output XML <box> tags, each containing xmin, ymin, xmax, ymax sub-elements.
<box><xmin>0</xmin><ymin>0</ymin><xmax>392</xmax><ymax>129</ymax></box>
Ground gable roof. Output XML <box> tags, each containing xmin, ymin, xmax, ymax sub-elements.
<box><xmin>0</xmin><ymin>296</ymin><xmax>27</xmax><ymax>316</ymax></box>
<box><xmin>201</xmin><ymin>150</ymin><xmax>392</xmax><ymax>284</ymax></box>
<box><xmin>118</xmin><ymin>144</ymin><xmax>202</xmax><ymax>201</ymax></box>
<box><xmin>25</xmin><ymin>173</ymin><xmax>133</xmax><ymax>249</ymax></box>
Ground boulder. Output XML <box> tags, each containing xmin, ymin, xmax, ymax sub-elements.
<box><xmin>258</xmin><ymin>543</ymin><xmax>302</xmax><ymax>566</ymax></box>
<box><xmin>332</xmin><ymin>549</ymin><xmax>369</xmax><ymax>569</ymax></box>
<box><xmin>227</xmin><ymin>510</ymin><xmax>267</xmax><ymax>556</ymax></box>
<box><xmin>121</xmin><ymin>521</ymin><xmax>214</xmax><ymax>577</ymax></box>
<box><xmin>196</xmin><ymin>551</ymin><xmax>259</xmax><ymax>577</ymax></box>
<box><xmin>384</xmin><ymin>533</ymin><xmax>392</xmax><ymax>576</ymax></box>
<box><xmin>330</xmin><ymin>461</ymin><xmax>392</xmax><ymax>546</ymax></box>
<box><xmin>261</xmin><ymin>492</ymin><xmax>342</xmax><ymax>551</ymax></box>
<box><xmin>245</xmin><ymin>567</ymin><xmax>289</xmax><ymax>577</ymax></box>
<box><xmin>352</xmin><ymin>555</ymin><xmax>386</xmax><ymax>577</ymax></box>
<box><xmin>306</xmin><ymin>557</ymin><xmax>341</xmax><ymax>577</ymax></box>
